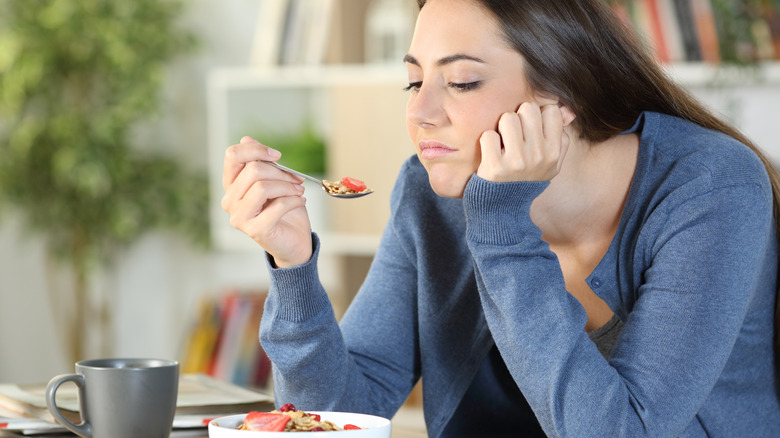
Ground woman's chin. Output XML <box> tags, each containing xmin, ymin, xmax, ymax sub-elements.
<box><xmin>428</xmin><ymin>174</ymin><xmax>467</xmax><ymax>199</ymax></box>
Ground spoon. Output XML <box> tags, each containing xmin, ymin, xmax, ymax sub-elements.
<box><xmin>262</xmin><ymin>161</ymin><xmax>374</xmax><ymax>199</ymax></box>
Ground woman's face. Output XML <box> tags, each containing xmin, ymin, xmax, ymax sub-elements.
<box><xmin>405</xmin><ymin>0</ymin><xmax>534</xmax><ymax>198</ymax></box>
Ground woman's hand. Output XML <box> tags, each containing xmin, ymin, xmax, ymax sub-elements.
<box><xmin>477</xmin><ymin>102</ymin><xmax>570</xmax><ymax>182</ymax></box>
<box><xmin>221</xmin><ymin>137</ymin><xmax>313</xmax><ymax>268</ymax></box>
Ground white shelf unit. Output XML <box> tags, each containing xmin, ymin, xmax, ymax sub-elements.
<box><xmin>664</xmin><ymin>62</ymin><xmax>780</xmax><ymax>162</ymax></box>
<box><xmin>207</xmin><ymin>65</ymin><xmax>408</xmax><ymax>256</ymax></box>
<box><xmin>663</xmin><ymin>61</ymin><xmax>780</xmax><ymax>87</ymax></box>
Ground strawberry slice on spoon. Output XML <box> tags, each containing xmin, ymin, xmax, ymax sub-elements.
<box><xmin>341</xmin><ymin>176</ymin><xmax>367</xmax><ymax>192</ymax></box>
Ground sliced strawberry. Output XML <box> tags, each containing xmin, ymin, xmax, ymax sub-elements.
<box><xmin>341</xmin><ymin>176</ymin><xmax>367</xmax><ymax>192</ymax></box>
<box><xmin>343</xmin><ymin>423</ymin><xmax>362</xmax><ymax>430</ymax></box>
<box><xmin>243</xmin><ymin>411</ymin><xmax>290</xmax><ymax>431</ymax></box>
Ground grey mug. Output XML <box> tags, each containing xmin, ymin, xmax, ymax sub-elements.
<box><xmin>45</xmin><ymin>358</ymin><xmax>179</xmax><ymax>438</ymax></box>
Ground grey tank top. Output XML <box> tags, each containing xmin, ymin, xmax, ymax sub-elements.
<box><xmin>588</xmin><ymin>314</ymin><xmax>624</xmax><ymax>360</ymax></box>
<box><xmin>440</xmin><ymin>314</ymin><xmax>626</xmax><ymax>436</ymax></box>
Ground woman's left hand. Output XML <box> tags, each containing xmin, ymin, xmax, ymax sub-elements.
<box><xmin>477</xmin><ymin>102</ymin><xmax>570</xmax><ymax>182</ymax></box>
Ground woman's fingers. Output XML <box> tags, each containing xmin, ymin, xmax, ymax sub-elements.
<box><xmin>221</xmin><ymin>136</ymin><xmax>313</xmax><ymax>267</ymax></box>
<box><xmin>478</xmin><ymin>129</ymin><xmax>502</xmax><ymax>176</ymax></box>
<box><xmin>233</xmin><ymin>180</ymin><xmax>311</xmax><ymax>268</ymax></box>
<box><xmin>478</xmin><ymin>102</ymin><xmax>567</xmax><ymax>182</ymax></box>
<box><xmin>540</xmin><ymin>103</ymin><xmax>568</xmax><ymax>174</ymax></box>
<box><xmin>222</xmin><ymin>137</ymin><xmax>283</xmax><ymax>190</ymax></box>
<box><xmin>223</xmin><ymin>169</ymin><xmax>304</xmax><ymax>218</ymax></box>
<box><xmin>221</xmin><ymin>161</ymin><xmax>301</xmax><ymax>212</ymax></box>
<box><xmin>231</xmin><ymin>181</ymin><xmax>306</xmax><ymax>238</ymax></box>
<box><xmin>508</xmin><ymin>102</ymin><xmax>547</xmax><ymax>167</ymax></box>
<box><xmin>540</xmin><ymin>103</ymin><xmax>563</xmax><ymax>142</ymax></box>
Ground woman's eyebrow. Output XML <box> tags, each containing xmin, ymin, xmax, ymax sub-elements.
<box><xmin>403</xmin><ymin>53</ymin><xmax>487</xmax><ymax>66</ymax></box>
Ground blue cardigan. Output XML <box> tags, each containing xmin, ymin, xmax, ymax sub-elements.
<box><xmin>259</xmin><ymin>112</ymin><xmax>780</xmax><ymax>437</ymax></box>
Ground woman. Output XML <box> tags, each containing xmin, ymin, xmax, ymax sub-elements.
<box><xmin>221</xmin><ymin>0</ymin><xmax>780</xmax><ymax>436</ymax></box>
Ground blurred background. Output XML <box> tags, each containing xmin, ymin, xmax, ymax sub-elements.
<box><xmin>0</xmin><ymin>0</ymin><xmax>779</xmax><ymax>394</ymax></box>
<box><xmin>0</xmin><ymin>0</ymin><xmax>416</xmax><ymax>386</ymax></box>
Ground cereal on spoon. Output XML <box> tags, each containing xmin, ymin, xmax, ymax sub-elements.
<box><xmin>322</xmin><ymin>177</ymin><xmax>370</xmax><ymax>195</ymax></box>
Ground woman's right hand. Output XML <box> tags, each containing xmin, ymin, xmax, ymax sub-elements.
<box><xmin>221</xmin><ymin>136</ymin><xmax>313</xmax><ymax>268</ymax></box>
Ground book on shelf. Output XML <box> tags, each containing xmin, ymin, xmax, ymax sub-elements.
<box><xmin>274</xmin><ymin>0</ymin><xmax>335</xmax><ymax>66</ymax></box>
<box><xmin>250</xmin><ymin>0</ymin><xmax>336</xmax><ymax>67</ymax></box>
<box><xmin>180</xmin><ymin>290</ymin><xmax>272</xmax><ymax>390</ymax></box>
<box><xmin>612</xmin><ymin>0</ymin><xmax>780</xmax><ymax>63</ymax></box>
<box><xmin>0</xmin><ymin>373</ymin><xmax>274</xmax><ymax>435</ymax></box>
<box><xmin>672</xmin><ymin>0</ymin><xmax>704</xmax><ymax>61</ymax></box>
<box><xmin>250</xmin><ymin>0</ymin><xmax>291</xmax><ymax>67</ymax></box>
<box><xmin>643</xmin><ymin>0</ymin><xmax>672</xmax><ymax>62</ymax></box>
<box><xmin>657</xmin><ymin>0</ymin><xmax>686</xmax><ymax>61</ymax></box>
<box><xmin>690</xmin><ymin>0</ymin><xmax>721</xmax><ymax>62</ymax></box>
<box><xmin>760</xmin><ymin>0</ymin><xmax>780</xmax><ymax>58</ymax></box>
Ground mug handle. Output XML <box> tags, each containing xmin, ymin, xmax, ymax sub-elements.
<box><xmin>45</xmin><ymin>374</ymin><xmax>91</xmax><ymax>438</ymax></box>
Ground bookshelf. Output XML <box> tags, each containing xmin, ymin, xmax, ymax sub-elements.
<box><xmin>610</xmin><ymin>0</ymin><xmax>780</xmax><ymax>65</ymax></box>
<box><xmin>180</xmin><ymin>290</ymin><xmax>272</xmax><ymax>389</ymax></box>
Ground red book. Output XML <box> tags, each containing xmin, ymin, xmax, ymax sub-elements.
<box><xmin>646</xmin><ymin>0</ymin><xmax>671</xmax><ymax>62</ymax></box>
<box><xmin>689</xmin><ymin>0</ymin><xmax>721</xmax><ymax>63</ymax></box>
<box><xmin>762</xmin><ymin>0</ymin><xmax>780</xmax><ymax>59</ymax></box>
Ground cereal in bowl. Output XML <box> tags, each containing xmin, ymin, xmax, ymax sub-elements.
<box><xmin>239</xmin><ymin>404</ymin><xmax>361</xmax><ymax>432</ymax></box>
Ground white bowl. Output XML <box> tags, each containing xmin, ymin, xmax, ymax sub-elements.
<box><xmin>208</xmin><ymin>411</ymin><xmax>392</xmax><ymax>437</ymax></box>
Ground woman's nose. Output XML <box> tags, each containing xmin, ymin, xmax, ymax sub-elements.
<box><xmin>406</xmin><ymin>84</ymin><xmax>445</xmax><ymax>128</ymax></box>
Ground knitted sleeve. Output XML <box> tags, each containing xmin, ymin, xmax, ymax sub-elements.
<box><xmin>259</xmin><ymin>164</ymin><xmax>420</xmax><ymax>420</ymax></box>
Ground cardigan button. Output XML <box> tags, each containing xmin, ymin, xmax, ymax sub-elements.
<box><xmin>590</xmin><ymin>277</ymin><xmax>603</xmax><ymax>288</ymax></box>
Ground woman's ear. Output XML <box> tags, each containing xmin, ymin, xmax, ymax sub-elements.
<box><xmin>558</xmin><ymin>102</ymin><xmax>576</xmax><ymax>127</ymax></box>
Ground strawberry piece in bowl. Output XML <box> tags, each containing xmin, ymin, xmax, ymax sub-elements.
<box><xmin>208</xmin><ymin>411</ymin><xmax>391</xmax><ymax>436</ymax></box>
<box><xmin>243</xmin><ymin>412</ymin><xmax>290</xmax><ymax>431</ymax></box>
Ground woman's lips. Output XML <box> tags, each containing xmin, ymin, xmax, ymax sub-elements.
<box><xmin>419</xmin><ymin>140</ymin><xmax>456</xmax><ymax>159</ymax></box>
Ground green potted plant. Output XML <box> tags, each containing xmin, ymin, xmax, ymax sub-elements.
<box><xmin>251</xmin><ymin>123</ymin><xmax>327</xmax><ymax>176</ymax></box>
<box><xmin>0</xmin><ymin>0</ymin><xmax>209</xmax><ymax>364</ymax></box>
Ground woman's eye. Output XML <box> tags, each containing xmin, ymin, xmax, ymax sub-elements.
<box><xmin>403</xmin><ymin>80</ymin><xmax>480</xmax><ymax>92</ymax></box>
<box><xmin>403</xmin><ymin>81</ymin><xmax>422</xmax><ymax>92</ymax></box>
<box><xmin>449</xmin><ymin>81</ymin><xmax>481</xmax><ymax>92</ymax></box>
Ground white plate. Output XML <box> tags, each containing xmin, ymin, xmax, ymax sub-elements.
<box><xmin>208</xmin><ymin>411</ymin><xmax>392</xmax><ymax>437</ymax></box>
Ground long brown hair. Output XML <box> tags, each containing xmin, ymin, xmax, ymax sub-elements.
<box><xmin>417</xmin><ymin>0</ymin><xmax>780</xmax><ymax>363</ymax></box>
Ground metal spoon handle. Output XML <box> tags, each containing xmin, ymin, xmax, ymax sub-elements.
<box><xmin>262</xmin><ymin>160</ymin><xmax>322</xmax><ymax>184</ymax></box>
